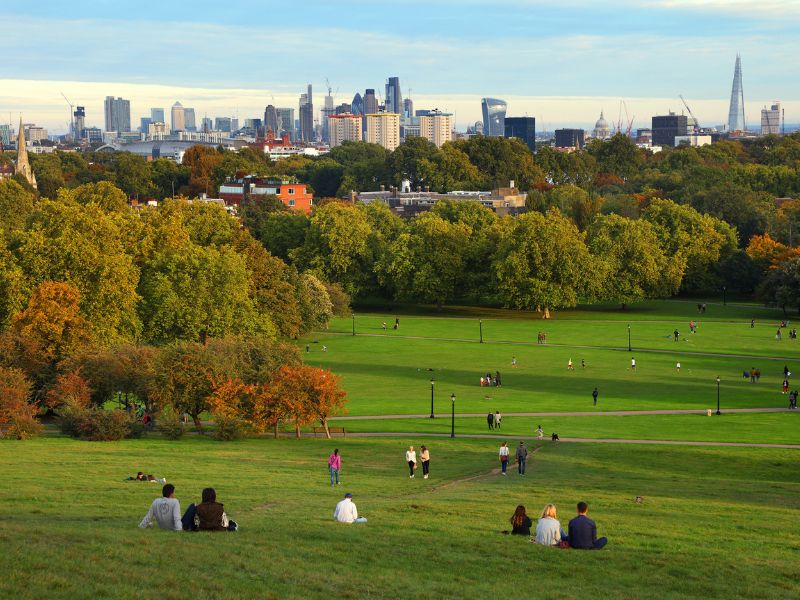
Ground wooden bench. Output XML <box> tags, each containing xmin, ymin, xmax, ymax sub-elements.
<box><xmin>313</xmin><ymin>426</ymin><xmax>346</xmax><ymax>437</ymax></box>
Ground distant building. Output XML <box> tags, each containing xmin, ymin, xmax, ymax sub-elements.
<box><xmin>276</xmin><ymin>108</ymin><xmax>295</xmax><ymax>140</ymax></box>
<box><xmin>171</xmin><ymin>101</ymin><xmax>185</xmax><ymax>133</ymax></box>
<box><xmin>84</xmin><ymin>127</ymin><xmax>103</xmax><ymax>144</ymax></box>
<box><xmin>363</xmin><ymin>89</ymin><xmax>378</xmax><ymax>115</ymax></box>
<box><xmin>184</xmin><ymin>108</ymin><xmax>197</xmax><ymax>132</ymax></box>
<box><xmin>140</xmin><ymin>117</ymin><xmax>152</xmax><ymax>134</ymax></box>
<box><xmin>104</xmin><ymin>96</ymin><xmax>131</xmax><ymax>134</ymax></box>
<box><xmin>151</xmin><ymin>108</ymin><xmax>165</xmax><ymax>123</ymax></box>
<box><xmin>0</xmin><ymin>124</ymin><xmax>11</xmax><ymax>147</ymax></box>
<box><xmin>24</xmin><ymin>125</ymin><xmax>48</xmax><ymax>143</ymax></box>
<box><xmin>299</xmin><ymin>84</ymin><xmax>314</xmax><ymax>142</ymax></box>
<box><xmin>652</xmin><ymin>112</ymin><xmax>689</xmax><ymax>147</ymax></box>
<box><xmin>329</xmin><ymin>114</ymin><xmax>363</xmax><ymax>147</ymax></box>
<box><xmin>351</xmin><ymin>93</ymin><xmax>364</xmax><ymax>116</ymax></box>
<box><xmin>15</xmin><ymin>117</ymin><xmax>37</xmax><ymax>188</ymax></box>
<box><xmin>505</xmin><ymin>116</ymin><xmax>536</xmax><ymax>151</ymax></box>
<box><xmin>554</xmin><ymin>128</ymin><xmax>585</xmax><ymax>150</ymax></box>
<box><xmin>761</xmin><ymin>102</ymin><xmax>781</xmax><ymax>135</ymax></box>
<box><xmin>264</xmin><ymin>105</ymin><xmax>279</xmax><ymax>135</ymax></box>
<box><xmin>73</xmin><ymin>106</ymin><xmax>86</xmax><ymax>139</ymax></box>
<box><xmin>215</xmin><ymin>117</ymin><xmax>232</xmax><ymax>133</ymax></box>
<box><xmin>419</xmin><ymin>111</ymin><xmax>452</xmax><ymax>147</ymax></box>
<box><xmin>201</xmin><ymin>117</ymin><xmax>213</xmax><ymax>133</ymax></box>
<box><xmin>728</xmin><ymin>54</ymin><xmax>745</xmax><ymax>132</ymax></box>
<box><xmin>592</xmin><ymin>110</ymin><xmax>610</xmax><ymax>140</ymax></box>
<box><xmin>218</xmin><ymin>176</ymin><xmax>314</xmax><ymax>212</ymax></box>
<box><xmin>481</xmin><ymin>98</ymin><xmax>507</xmax><ymax>137</ymax></box>
<box><xmin>635</xmin><ymin>128</ymin><xmax>652</xmax><ymax>144</ymax></box>
<box><xmin>403</xmin><ymin>98</ymin><xmax>414</xmax><ymax>120</ymax></box>
<box><xmin>674</xmin><ymin>134</ymin><xmax>712</xmax><ymax>147</ymax></box>
<box><xmin>148</xmin><ymin>122</ymin><xmax>168</xmax><ymax>137</ymax></box>
<box><xmin>385</xmin><ymin>77</ymin><xmax>403</xmax><ymax>116</ymax></box>
<box><xmin>365</xmin><ymin>113</ymin><xmax>401</xmax><ymax>150</ymax></box>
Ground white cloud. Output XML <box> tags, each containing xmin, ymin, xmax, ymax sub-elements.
<box><xmin>656</xmin><ymin>0</ymin><xmax>800</xmax><ymax>18</ymax></box>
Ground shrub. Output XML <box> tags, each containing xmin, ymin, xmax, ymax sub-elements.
<box><xmin>59</xmin><ymin>405</ymin><xmax>142</xmax><ymax>441</ymax></box>
<box><xmin>212</xmin><ymin>413</ymin><xmax>246</xmax><ymax>441</ymax></box>
<box><xmin>157</xmin><ymin>406</ymin><xmax>185</xmax><ymax>440</ymax></box>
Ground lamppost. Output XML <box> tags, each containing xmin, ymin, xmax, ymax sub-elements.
<box><xmin>627</xmin><ymin>324</ymin><xmax>632</xmax><ymax>352</ymax></box>
<box><xmin>716</xmin><ymin>376</ymin><xmax>721</xmax><ymax>415</ymax></box>
<box><xmin>479</xmin><ymin>319</ymin><xmax>483</xmax><ymax>344</ymax></box>
<box><xmin>429</xmin><ymin>378</ymin><xmax>435</xmax><ymax>419</ymax></box>
<box><xmin>722</xmin><ymin>286</ymin><xmax>727</xmax><ymax>306</ymax></box>
<box><xmin>450</xmin><ymin>393</ymin><xmax>456</xmax><ymax>438</ymax></box>
<box><xmin>351</xmin><ymin>313</ymin><xmax>355</xmax><ymax>336</ymax></box>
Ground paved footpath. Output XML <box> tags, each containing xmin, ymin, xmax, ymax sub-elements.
<box><xmin>330</xmin><ymin>407</ymin><xmax>794</xmax><ymax>420</ymax></box>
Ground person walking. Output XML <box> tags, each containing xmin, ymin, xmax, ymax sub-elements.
<box><xmin>499</xmin><ymin>442</ymin><xmax>510</xmax><ymax>475</ymax></box>
<box><xmin>631</xmin><ymin>357</ymin><xmax>636</xmax><ymax>371</ymax></box>
<box><xmin>592</xmin><ymin>387</ymin><xmax>598</xmax><ymax>406</ymax></box>
<box><xmin>511</xmin><ymin>356</ymin><xmax>517</xmax><ymax>368</ymax></box>
<box><xmin>486</xmin><ymin>412</ymin><xmax>494</xmax><ymax>431</ymax></box>
<box><xmin>420</xmin><ymin>445</ymin><xmax>430</xmax><ymax>479</ymax></box>
<box><xmin>405</xmin><ymin>446</ymin><xmax>417</xmax><ymax>478</ymax></box>
<box><xmin>567</xmin><ymin>358</ymin><xmax>574</xmax><ymax>370</ymax></box>
<box><xmin>676</xmin><ymin>361</ymin><xmax>681</xmax><ymax>372</ymax></box>
<box><xmin>516</xmin><ymin>441</ymin><xmax>528</xmax><ymax>475</ymax></box>
<box><xmin>494</xmin><ymin>411</ymin><xmax>502</xmax><ymax>429</ymax></box>
<box><xmin>674</xmin><ymin>329</ymin><xmax>679</xmax><ymax>342</ymax></box>
<box><xmin>328</xmin><ymin>449</ymin><xmax>341</xmax><ymax>486</ymax></box>
<box><xmin>536</xmin><ymin>425</ymin><xmax>544</xmax><ymax>441</ymax></box>
<box><xmin>495</xmin><ymin>371</ymin><xmax>502</xmax><ymax>387</ymax></box>
<box><xmin>751</xmin><ymin>319</ymin><xmax>755</xmax><ymax>328</ymax></box>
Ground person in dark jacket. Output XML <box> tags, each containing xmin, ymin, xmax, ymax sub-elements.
<box><xmin>567</xmin><ymin>502</ymin><xmax>607</xmax><ymax>549</ymax></box>
<box><xmin>193</xmin><ymin>488</ymin><xmax>238</xmax><ymax>532</ymax></box>
<box><xmin>510</xmin><ymin>505</ymin><xmax>532</xmax><ymax>536</ymax></box>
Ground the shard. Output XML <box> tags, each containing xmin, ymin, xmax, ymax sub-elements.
<box><xmin>727</xmin><ymin>54</ymin><xmax>745</xmax><ymax>132</ymax></box>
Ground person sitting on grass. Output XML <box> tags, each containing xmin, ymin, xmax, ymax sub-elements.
<box><xmin>510</xmin><ymin>505</ymin><xmax>532</xmax><ymax>536</ymax></box>
<box><xmin>535</xmin><ymin>504</ymin><xmax>568</xmax><ymax>546</ymax></box>
<box><xmin>192</xmin><ymin>487</ymin><xmax>238</xmax><ymax>532</ymax></box>
<box><xmin>139</xmin><ymin>483</ymin><xmax>182</xmax><ymax>531</ymax></box>
<box><xmin>333</xmin><ymin>492</ymin><xmax>367</xmax><ymax>523</ymax></box>
<box><xmin>567</xmin><ymin>502</ymin><xmax>607</xmax><ymax>549</ymax></box>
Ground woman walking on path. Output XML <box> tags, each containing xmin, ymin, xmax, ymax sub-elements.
<box><xmin>420</xmin><ymin>446</ymin><xmax>430</xmax><ymax>479</ymax></box>
<box><xmin>405</xmin><ymin>446</ymin><xmax>417</xmax><ymax>478</ymax></box>
<box><xmin>328</xmin><ymin>449</ymin><xmax>341</xmax><ymax>486</ymax></box>
<box><xmin>499</xmin><ymin>442</ymin><xmax>510</xmax><ymax>475</ymax></box>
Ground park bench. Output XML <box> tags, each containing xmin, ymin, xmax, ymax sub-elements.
<box><xmin>314</xmin><ymin>426</ymin><xmax>346</xmax><ymax>437</ymax></box>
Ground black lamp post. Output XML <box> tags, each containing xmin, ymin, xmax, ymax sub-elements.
<box><xmin>716</xmin><ymin>376</ymin><xmax>721</xmax><ymax>415</ymax></box>
<box><xmin>351</xmin><ymin>313</ymin><xmax>355</xmax><ymax>336</ymax></box>
<box><xmin>450</xmin><ymin>394</ymin><xmax>455</xmax><ymax>438</ymax></box>
<box><xmin>722</xmin><ymin>286</ymin><xmax>727</xmax><ymax>306</ymax></box>
<box><xmin>479</xmin><ymin>319</ymin><xmax>483</xmax><ymax>344</ymax></box>
<box><xmin>627</xmin><ymin>324</ymin><xmax>632</xmax><ymax>352</ymax></box>
<box><xmin>429</xmin><ymin>378</ymin><xmax>435</xmax><ymax>419</ymax></box>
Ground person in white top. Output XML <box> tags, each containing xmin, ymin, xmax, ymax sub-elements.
<box><xmin>631</xmin><ymin>357</ymin><xmax>636</xmax><ymax>370</ymax></box>
<box><xmin>535</xmin><ymin>504</ymin><xmax>567</xmax><ymax>546</ymax></box>
<box><xmin>333</xmin><ymin>493</ymin><xmax>367</xmax><ymax>523</ymax></box>
<box><xmin>139</xmin><ymin>484</ymin><xmax>183</xmax><ymax>531</ymax></box>
<box><xmin>406</xmin><ymin>446</ymin><xmax>417</xmax><ymax>478</ymax></box>
<box><xmin>499</xmin><ymin>442</ymin><xmax>510</xmax><ymax>475</ymax></box>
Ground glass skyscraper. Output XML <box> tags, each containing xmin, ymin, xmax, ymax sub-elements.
<box><xmin>481</xmin><ymin>98</ymin><xmax>507</xmax><ymax>137</ymax></box>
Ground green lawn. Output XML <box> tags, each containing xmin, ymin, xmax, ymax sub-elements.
<box><xmin>1</xmin><ymin>437</ymin><xmax>798</xmax><ymax>599</ymax></box>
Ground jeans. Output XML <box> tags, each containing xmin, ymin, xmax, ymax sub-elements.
<box><xmin>181</xmin><ymin>503</ymin><xmax>197</xmax><ymax>531</ymax></box>
<box><xmin>501</xmin><ymin>459</ymin><xmax>507</xmax><ymax>473</ymax></box>
<box><xmin>329</xmin><ymin>467</ymin><xmax>339</xmax><ymax>486</ymax></box>
<box><xmin>593</xmin><ymin>537</ymin><xmax>608</xmax><ymax>549</ymax></box>
<box><xmin>408</xmin><ymin>461</ymin><xmax>416</xmax><ymax>476</ymax></box>
<box><xmin>518</xmin><ymin>457</ymin><xmax>526</xmax><ymax>474</ymax></box>
<box><xmin>422</xmin><ymin>460</ymin><xmax>429</xmax><ymax>476</ymax></box>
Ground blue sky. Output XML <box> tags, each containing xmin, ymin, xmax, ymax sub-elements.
<box><xmin>2</xmin><ymin>0</ymin><xmax>799</xmax><ymax>131</ymax></box>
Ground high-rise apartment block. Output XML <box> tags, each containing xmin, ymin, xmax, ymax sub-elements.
<box><xmin>171</xmin><ymin>101</ymin><xmax>185</xmax><ymax>132</ymax></box>
<box><xmin>481</xmin><ymin>98</ymin><xmax>507</xmax><ymax>137</ymax></box>
<box><xmin>329</xmin><ymin>114</ymin><xmax>363</xmax><ymax>147</ymax></box>
<box><xmin>504</xmin><ymin>117</ymin><xmax>536</xmax><ymax>151</ymax></box>
<box><xmin>0</xmin><ymin>124</ymin><xmax>11</xmax><ymax>146</ymax></box>
<box><xmin>761</xmin><ymin>102</ymin><xmax>781</xmax><ymax>135</ymax></box>
<box><xmin>365</xmin><ymin>113</ymin><xmax>400</xmax><ymax>150</ymax></box>
<box><xmin>419</xmin><ymin>111</ymin><xmax>452</xmax><ymax>147</ymax></box>
<box><xmin>104</xmin><ymin>96</ymin><xmax>131</xmax><ymax>134</ymax></box>
<box><xmin>652</xmin><ymin>113</ymin><xmax>688</xmax><ymax>147</ymax></box>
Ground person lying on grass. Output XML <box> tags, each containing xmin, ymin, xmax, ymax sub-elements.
<box><xmin>139</xmin><ymin>483</ymin><xmax>182</xmax><ymax>531</ymax></box>
<box><xmin>126</xmin><ymin>473</ymin><xmax>166</xmax><ymax>483</ymax></box>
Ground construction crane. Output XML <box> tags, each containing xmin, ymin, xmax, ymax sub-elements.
<box><xmin>623</xmin><ymin>100</ymin><xmax>635</xmax><ymax>137</ymax></box>
<box><xmin>679</xmin><ymin>95</ymin><xmax>701</xmax><ymax>133</ymax></box>
<box><xmin>60</xmin><ymin>91</ymin><xmax>75</xmax><ymax>140</ymax></box>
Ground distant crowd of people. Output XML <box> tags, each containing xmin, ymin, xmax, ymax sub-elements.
<box><xmin>480</xmin><ymin>371</ymin><xmax>502</xmax><ymax>387</ymax></box>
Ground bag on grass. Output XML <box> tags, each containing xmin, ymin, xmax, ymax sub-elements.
<box><xmin>558</xmin><ymin>539</ymin><xmax>571</xmax><ymax>549</ymax></box>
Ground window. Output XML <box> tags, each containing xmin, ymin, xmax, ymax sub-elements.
<box><xmin>289</xmin><ymin>199</ymin><xmax>295</xmax><ymax>206</ymax></box>
<box><xmin>309</xmin><ymin>199</ymin><xmax>313</xmax><ymax>205</ymax></box>
<box><xmin>287</xmin><ymin>187</ymin><xmax>295</xmax><ymax>195</ymax></box>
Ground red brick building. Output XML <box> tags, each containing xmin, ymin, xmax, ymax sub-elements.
<box><xmin>218</xmin><ymin>176</ymin><xmax>314</xmax><ymax>213</ymax></box>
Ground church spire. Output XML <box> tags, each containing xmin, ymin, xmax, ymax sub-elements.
<box><xmin>15</xmin><ymin>116</ymin><xmax>37</xmax><ymax>189</ymax></box>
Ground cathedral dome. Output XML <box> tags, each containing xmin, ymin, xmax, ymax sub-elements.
<box><xmin>595</xmin><ymin>111</ymin><xmax>608</xmax><ymax>131</ymax></box>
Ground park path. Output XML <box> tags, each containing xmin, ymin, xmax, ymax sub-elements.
<box><xmin>330</xmin><ymin>407</ymin><xmax>794</xmax><ymax>420</ymax></box>
<box><xmin>324</xmin><ymin>431</ymin><xmax>800</xmax><ymax>449</ymax></box>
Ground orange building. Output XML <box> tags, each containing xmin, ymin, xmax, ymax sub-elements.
<box><xmin>218</xmin><ymin>176</ymin><xmax>314</xmax><ymax>213</ymax></box>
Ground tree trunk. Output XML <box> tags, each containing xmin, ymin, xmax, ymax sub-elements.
<box><xmin>622</xmin><ymin>303</ymin><xmax>627</xmax><ymax>311</ymax></box>
<box><xmin>323</xmin><ymin>418</ymin><xmax>331</xmax><ymax>439</ymax></box>
<box><xmin>192</xmin><ymin>414</ymin><xmax>203</xmax><ymax>434</ymax></box>
<box><xmin>273</xmin><ymin>421</ymin><xmax>279</xmax><ymax>439</ymax></box>
<box><xmin>543</xmin><ymin>307</ymin><xmax>550</xmax><ymax>319</ymax></box>
<box><xmin>295</xmin><ymin>422</ymin><xmax>301</xmax><ymax>438</ymax></box>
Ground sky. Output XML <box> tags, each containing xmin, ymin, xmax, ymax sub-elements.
<box><xmin>1</xmin><ymin>0</ymin><xmax>799</xmax><ymax>133</ymax></box>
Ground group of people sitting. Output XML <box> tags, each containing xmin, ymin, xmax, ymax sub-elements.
<box><xmin>139</xmin><ymin>484</ymin><xmax>238</xmax><ymax>532</ymax></box>
<box><xmin>126</xmin><ymin>472</ymin><xmax>166</xmax><ymax>483</ymax></box>
<box><xmin>480</xmin><ymin>371</ymin><xmax>501</xmax><ymax>387</ymax></box>
<box><xmin>509</xmin><ymin>502</ymin><xmax>607</xmax><ymax>550</ymax></box>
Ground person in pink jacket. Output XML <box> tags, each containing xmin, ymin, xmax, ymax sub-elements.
<box><xmin>328</xmin><ymin>449</ymin><xmax>342</xmax><ymax>486</ymax></box>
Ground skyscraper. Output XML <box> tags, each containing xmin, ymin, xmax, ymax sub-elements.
<box><xmin>74</xmin><ymin>106</ymin><xmax>86</xmax><ymax>139</ymax></box>
<box><xmin>299</xmin><ymin>84</ymin><xmax>314</xmax><ymax>142</ymax></box>
<box><xmin>171</xmin><ymin>101</ymin><xmax>185</xmax><ymax>132</ymax></box>
<box><xmin>351</xmin><ymin>93</ymin><xmax>364</xmax><ymax>116</ymax></box>
<box><xmin>481</xmin><ymin>98</ymin><xmax>507</xmax><ymax>137</ymax></box>
<box><xmin>201</xmin><ymin>117</ymin><xmax>213</xmax><ymax>133</ymax></box>
<box><xmin>403</xmin><ymin>98</ymin><xmax>414</xmax><ymax>120</ymax></box>
<box><xmin>103</xmin><ymin>96</ymin><xmax>131</xmax><ymax>134</ymax></box>
<box><xmin>504</xmin><ymin>117</ymin><xmax>536</xmax><ymax>151</ymax></box>
<box><xmin>184</xmin><ymin>108</ymin><xmax>197</xmax><ymax>132</ymax></box>
<box><xmin>151</xmin><ymin>108</ymin><xmax>165</xmax><ymax>123</ymax></box>
<box><xmin>761</xmin><ymin>102</ymin><xmax>781</xmax><ymax>136</ymax></box>
<box><xmin>727</xmin><ymin>54</ymin><xmax>745</xmax><ymax>133</ymax></box>
<box><xmin>264</xmin><ymin>105</ymin><xmax>279</xmax><ymax>134</ymax></box>
<box><xmin>652</xmin><ymin>113</ymin><xmax>688</xmax><ymax>147</ymax></box>
<box><xmin>276</xmin><ymin>108</ymin><xmax>295</xmax><ymax>139</ymax></box>
<box><xmin>15</xmin><ymin>117</ymin><xmax>37</xmax><ymax>188</ymax></box>
<box><xmin>363</xmin><ymin>89</ymin><xmax>378</xmax><ymax>115</ymax></box>
<box><xmin>322</xmin><ymin>89</ymin><xmax>335</xmax><ymax>144</ymax></box>
<box><xmin>385</xmin><ymin>77</ymin><xmax>402</xmax><ymax>115</ymax></box>
<box><xmin>140</xmin><ymin>117</ymin><xmax>152</xmax><ymax>134</ymax></box>
<box><xmin>215</xmin><ymin>117</ymin><xmax>232</xmax><ymax>133</ymax></box>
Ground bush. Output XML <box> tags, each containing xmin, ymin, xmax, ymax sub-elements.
<box><xmin>212</xmin><ymin>413</ymin><xmax>246</xmax><ymax>441</ymax></box>
<box><xmin>59</xmin><ymin>405</ymin><xmax>142</xmax><ymax>441</ymax></box>
<box><xmin>157</xmin><ymin>406</ymin><xmax>185</xmax><ymax>440</ymax></box>
<box><xmin>3</xmin><ymin>408</ymin><xmax>43</xmax><ymax>439</ymax></box>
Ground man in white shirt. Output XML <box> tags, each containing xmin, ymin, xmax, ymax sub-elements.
<box><xmin>333</xmin><ymin>493</ymin><xmax>367</xmax><ymax>524</ymax></box>
<box><xmin>139</xmin><ymin>484</ymin><xmax>183</xmax><ymax>531</ymax></box>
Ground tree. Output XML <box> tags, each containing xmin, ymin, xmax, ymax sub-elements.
<box><xmin>150</xmin><ymin>158</ymin><xmax>190</xmax><ymax>200</ymax></box>
<box><xmin>452</xmin><ymin>136</ymin><xmax>545</xmax><ymax>190</ymax></box>
<box><xmin>267</xmin><ymin>365</ymin><xmax>347</xmax><ymax>438</ymax></box>
<box><xmin>111</xmin><ymin>153</ymin><xmax>154</xmax><ymax>199</ymax></box>
<box><xmin>30</xmin><ymin>153</ymin><xmax>65</xmax><ymax>199</ymax></box>
<box><xmin>44</xmin><ymin>369</ymin><xmax>92</xmax><ymax>410</ymax></box>
<box><xmin>586</xmin><ymin>133</ymin><xmax>644</xmax><ymax>180</ymax></box>
<box><xmin>297</xmin><ymin>273</ymin><xmax>334</xmax><ymax>331</ymax></box>
<box><xmin>181</xmin><ymin>145</ymin><xmax>224</xmax><ymax>197</ymax></box>
<box><xmin>251</xmin><ymin>210</ymin><xmax>309</xmax><ymax>262</ymax></box>
<box><xmin>758</xmin><ymin>256</ymin><xmax>800</xmax><ymax>314</ymax></box>
<box><xmin>386</xmin><ymin>136</ymin><xmax>440</xmax><ymax>189</ymax></box>
<box><xmin>0</xmin><ymin>241</ymin><xmax>26</xmax><ymax>328</ymax></box>
<box><xmin>0</xmin><ymin>179</ymin><xmax>36</xmax><ymax>239</ymax></box>
<box><xmin>68</xmin><ymin>181</ymin><xmax>129</xmax><ymax>212</ymax></box>
<box><xmin>0</xmin><ymin>366</ymin><xmax>33</xmax><ymax>424</ymax></box>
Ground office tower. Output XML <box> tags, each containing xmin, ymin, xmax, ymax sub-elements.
<box><xmin>335</xmin><ymin>103</ymin><xmax>352</xmax><ymax>115</ymax></box>
<box><xmin>592</xmin><ymin>111</ymin><xmax>610</xmax><ymax>140</ymax></box>
<box><xmin>651</xmin><ymin>113</ymin><xmax>688</xmax><ymax>147</ymax></box>
<box><xmin>329</xmin><ymin>114</ymin><xmax>363</xmax><ymax>147</ymax></box>
<box><xmin>0</xmin><ymin>124</ymin><xmax>11</xmax><ymax>146</ymax></box>
<box><xmin>15</xmin><ymin>117</ymin><xmax>37</xmax><ymax>188</ymax></box>
<box><xmin>504</xmin><ymin>117</ymin><xmax>536</xmax><ymax>151</ymax></box>
<box><xmin>201</xmin><ymin>117</ymin><xmax>213</xmax><ymax>132</ymax></box>
<box><xmin>403</xmin><ymin>98</ymin><xmax>414</xmax><ymax>120</ymax></box>
<box><xmin>276</xmin><ymin>108</ymin><xmax>295</xmax><ymax>139</ymax></box>
<box><xmin>74</xmin><ymin>106</ymin><xmax>86</xmax><ymax>139</ymax></box>
<box><xmin>554</xmin><ymin>128</ymin><xmax>585</xmax><ymax>150</ymax></box>
<box><xmin>385</xmin><ymin>77</ymin><xmax>402</xmax><ymax>115</ymax></box>
<box><xmin>171</xmin><ymin>101</ymin><xmax>185</xmax><ymax>132</ymax></box>
<box><xmin>151</xmin><ymin>107</ymin><xmax>165</xmax><ymax>123</ymax></box>
<box><xmin>215</xmin><ymin>117</ymin><xmax>232</xmax><ymax>132</ymax></box>
<box><xmin>184</xmin><ymin>108</ymin><xmax>196</xmax><ymax>132</ymax></box>
<box><xmin>299</xmin><ymin>84</ymin><xmax>314</xmax><ymax>142</ymax></box>
<box><xmin>103</xmin><ymin>96</ymin><xmax>131</xmax><ymax>134</ymax></box>
<box><xmin>351</xmin><ymin>93</ymin><xmax>364</xmax><ymax>116</ymax></box>
<box><xmin>140</xmin><ymin>117</ymin><xmax>152</xmax><ymax>134</ymax></box>
<box><xmin>761</xmin><ymin>102</ymin><xmax>781</xmax><ymax>135</ymax></box>
<box><xmin>363</xmin><ymin>89</ymin><xmax>378</xmax><ymax>115</ymax></box>
<box><xmin>231</xmin><ymin>118</ymin><xmax>239</xmax><ymax>132</ymax></box>
<box><xmin>727</xmin><ymin>54</ymin><xmax>745</xmax><ymax>132</ymax></box>
<box><xmin>322</xmin><ymin>89</ymin><xmax>335</xmax><ymax>143</ymax></box>
<box><xmin>365</xmin><ymin>112</ymin><xmax>400</xmax><ymax>150</ymax></box>
<box><xmin>264</xmin><ymin>105</ymin><xmax>279</xmax><ymax>134</ymax></box>
<box><xmin>419</xmin><ymin>111</ymin><xmax>452</xmax><ymax>147</ymax></box>
<box><xmin>481</xmin><ymin>98</ymin><xmax>507</xmax><ymax>137</ymax></box>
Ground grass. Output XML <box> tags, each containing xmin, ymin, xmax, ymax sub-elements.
<box><xmin>1</xmin><ymin>436</ymin><xmax>799</xmax><ymax>599</ymax></box>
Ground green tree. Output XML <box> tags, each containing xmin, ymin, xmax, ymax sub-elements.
<box><xmin>586</xmin><ymin>133</ymin><xmax>644</xmax><ymax>180</ymax></box>
<box><xmin>253</xmin><ymin>210</ymin><xmax>309</xmax><ymax>262</ymax></box>
<box><xmin>150</xmin><ymin>159</ymin><xmax>190</xmax><ymax>200</ymax></box>
<box><xmin>386</xmin><ymin>136</ymin><xmax>440</xmax><ymax>189</ymax></box>
<box><xmin>111</xmin><ymin>153</ymin><xmax>154</xmax><ymax>199</ymax></box>
<box><xmin>68</xmin><ymin>181</ymin><xmax>128</xmax><ymax>212</ymax></box>
<box><xmin>758</xmin><ymin>256</ymin><xmax>800</xmax><ymax>314</ymax></box>
<box><xmin>0</xmin><ymin>179</ymin><xmax>36</xmax><ymax>239</ymax></box>
<box><xmin>452</xmin><ymin>136</ymin><xmax>545</xmax><ymax>190</ymax></box>
<box><xmin>30</xmin><ymin>153</ymin><xmax>65</xmax><ymax>199</ymax></box>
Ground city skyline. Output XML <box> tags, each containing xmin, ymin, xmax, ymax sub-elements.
<box><xmin>1</xmin><ymin>0</ymin><xmax>799</xmax><ymax>132</ymax></box>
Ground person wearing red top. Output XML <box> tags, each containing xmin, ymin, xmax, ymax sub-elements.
<box><xmin>328</xmin><ymin>449</ymin><xmax>342</xmax><ymax>486</ymax></box>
